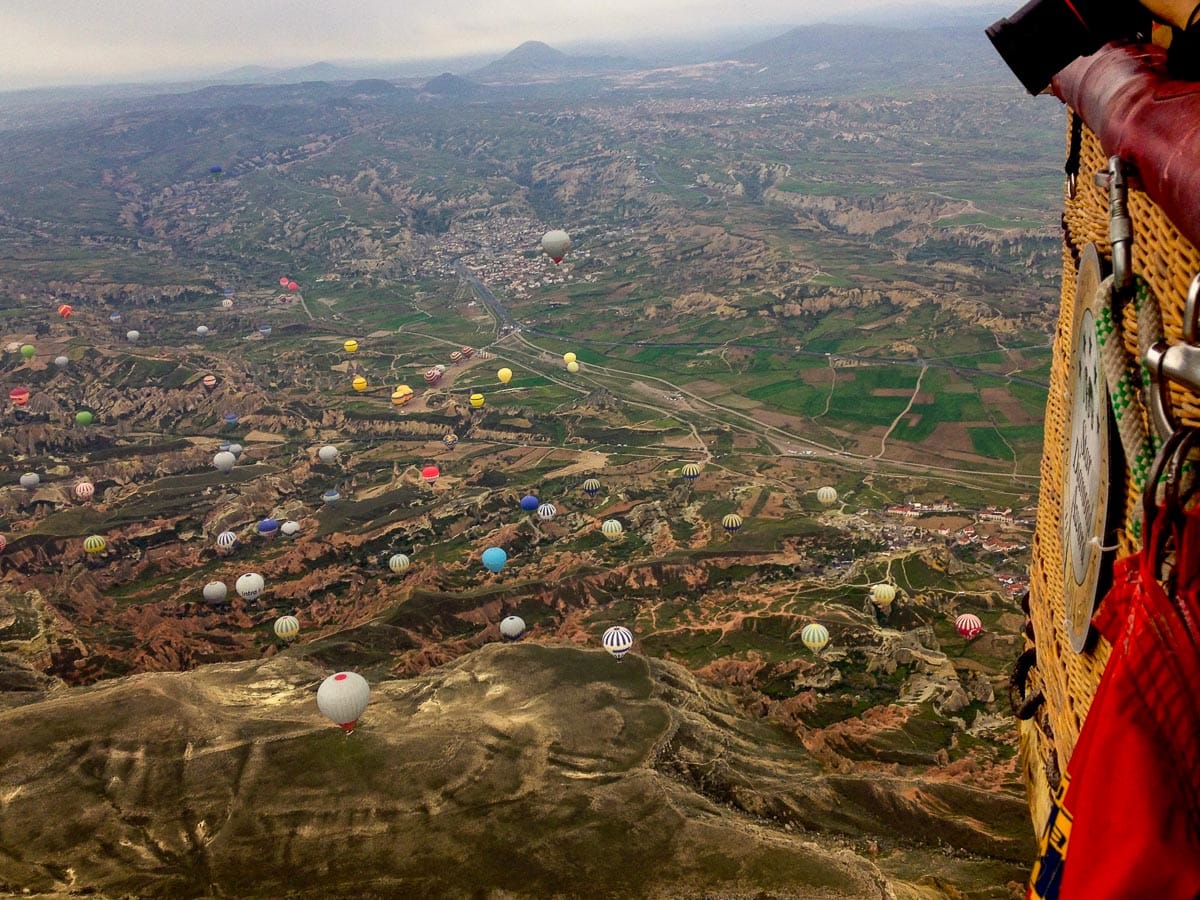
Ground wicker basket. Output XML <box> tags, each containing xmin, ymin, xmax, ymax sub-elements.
<box><xmin>1020</xmin><ymin>109</ymin><xmax>1200</xmax><ymax>832</ymax></box>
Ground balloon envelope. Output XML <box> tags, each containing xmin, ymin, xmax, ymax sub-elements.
<box><xmin>536</xmin><ymin>502</ymin><xmax>557</xmax><ymax>521</ymax></box>
<box><xmin>57</xmin><ymin>304</ymin><xmax>73</xmax><ymax>319</ymax></box>
<box><xmin>352</xmin><ymin>376</ymin><xmax>368</xmax><ymax>392</ymax></box>
<box><xmin>281</xmin><ymin>520</ymin><xmax>301</xmax><ymax>537</ymax></box>
<box><xmin>75</xmin><ymin>411</ymin><xmax>94</xmax><ymax>426</ymax></box>
<box><xmin>54</xmin><ymin>356</ymin><xmax>69</xmax><ymax>368</ymax></box>
<box><xmin>469</xmin><ymin>393</ymin><xmax>485</xmax><ymax>408</ymax></box>
<box><xmin>481</xmin><ymin>547</ymin><xmax>507</xmax><ymax>573</ymax></box>
<box><xmin>388</xmin><ymin>553</ymin><xmax>411</xmax><ymax>573</ymax></box>
<box><xmin>497</xmin><ymin>367</ymin><xmax>513</xmax><ymax>384</ymax></box>
<box><xmin>602</xmin><ymin>626</ymin><xmax>634</xmax><ymax>659</ymax></box>
<box><xmin>216</xmin><ymin>530</ymin><xmax>238</xmax><ymax>550</ymax></box>
<box><xmin>500</xmin><ymin>615</ymin><xmax>526</xmax><ymax>641</ymax></box>
<box><xmin>343</xmin><ymin>339</ymin><xmax>359</xmax><ymax>353</ymax></box>
<box><xmin>202</xmin><ymin>581</ymin><xmax>227</xmax><ymax>604</ymax></box>
<box><xmin>566</xmin><ymin>361</ymin><xmax>580</xmax><ymax>373</ymax></box>
<box><xmin>801</xmin><ymin>623</ymin><xmax>830</xmax><ymax>652</ymax></box>
<box><xmin>257</xmin><ymin>518</ymin><xmax>280</xmax><ymax>537</ymax></box>
<box><xmin>721</xmin><ymin>513</ymin><xmax>743</xmax><ymax>532</ymax></box>
<box><xmin>235</xmin><ymin>572</ymin><xmax>265</xmax><ymax>600</ymax></box>
<box><xmin>9</xmin><ymin>387</ymin><xmax>30</xmax><ymax>407</ymax></box>
<box><xmin>20</xmin><ymin>344</ymin><xmax>35</xmax><ymax>360</ymax></box>
<box><xmin>213</xmin><ymin>451</ymin><xmax>236</xmax><ymax>473</ymax></box>
<box><xmin>317</xmin><ymin>445</ymin><xmax>340</xmax><ymax>464</ymax></box>
<box><xmin>126</xmin><ymin>330</ymin><xmax>139</xmax><ymax>342</ymax></box>
<box><xmin>421</xmin><ymin>465</ymin><xmax>439</xmax><ymax>484</ymax></box>
<box><xmin>274</xmin><ymin>615</ymin><xmax>301</xmax><ymax>641</ymax></box>
<box><xmin>19</xmin><ymin>473</ymin><xmax>39</xmax><ymax>490</ymax></box>
<box><xmin>563</xmin><ymin>352</ymin><xmax>577</xmax><ymax>364</ymax></box>
<box><xmin>83</xmin><ymin>535</ymin><xmax>107</xmax><ymax>555</ymax></box>
<box><xmin>582</xmin><ymin>478</ymin><xmax>601</xmax><ymax>496</ymax></box>
<box><xmin>317</xmin><ymin>672</ymin><xmax>370</xmax><ymax>732</ymax></box>
<box><xmin>601</xmin><ymin>519</ymin><xmax>623</xmax><ymax>540</ymax></box>
<box><xmin>956</xmin><ymin>613</ymin><xmax>984</xmax><ymax>640</ymax></box>
<box><xmin>74</xmin><ymin>481</ymin><xmax>95</xmax><ymax>501</ymax></box>
<box><xmin>871</xmin><ymin>583</ymin><xmax>897</xmax><ymax>606</ymax></box>
<box><xmin>541</xmin><ymin>229</ymin><xmax>571</xmax><ymax>263</ymax></box>
<box><xmin>520</xmin><ymin>494</ymin><xmax>539</xmax><ymax>512</ymax></box>
<box><xmin>817</xmin><ymin>486</ymin><xmax>838</xmax><ymax>506</ymax></box>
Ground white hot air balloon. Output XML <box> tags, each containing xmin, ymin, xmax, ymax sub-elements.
<box><xmin>536</xmin><ymin>502</ymin><xmax>557</xmax><ymax>521</ymax></box>
<box><xmin>500</xmin><ymin>615</ymin><xmax>526</xmax><ymax>641</ymax></box>
<box><xmin>216</xmin><ymin>530</ymin><xmax>238</xmax><ymax>551</ymax></box>
<box><xmin>54</xmin><ymin>355</ymin><xmax>69</xmax><ymax>369</ymax></box>
<box><xmin>213</xmin><ymin>451</ymin><xmax>236</xmax><ymax>474</ymax></box>
<box><xmin>601</xmin><ymin>519</ymin><xmax>623</xmax><ymax>541</ymax></box>
<box><xmin>196</xmin><ymin>325</ymin><xmax>210</xmax><ymax>338</ymax></box>
<box><xmin>236</xmin><ymin>572</ymin><xmax>265</xmax><ymax>601</ymax></box>
<box><xmin>317</xmin><ymin>445</ymin><xmax>340</xmax><ymax>464</ymax></box>
<box><xmin>801</xmin><ymin>623</ymin><xmax>830</xmax><ymax>653</ymax></box>
<box><xmin>202</xmin><ymin>581</ymin><xmax>228</xmax><ymax>604</ymax></box>
<box><xmin>19</xmin><ymin>472</ymin><xmax>40</xmax><ymax>491</ymax></box>
<box><xmin>388</xmin><ymin>553</ymin><xmax>411</xmax><ymax>573</ymax></box>
<box><xmin>274</xmin><ymin>615</ymin><xmax>301</xmax><ymax>641</ymax></box>
<box><xmin>281</xmin><ymin>520</ymin><xmax>301</xmax><ymax>538</ymax></box>
<box><xmin>602</xmin><ymin>625</ymin><xmax>634</xmax><ymax>659</ymax></box>
<box><xmin>870</xmin><ymin>583</ymin><xmax>897</xmax><ymax>606</ymax></box>
<box><xmin>817</xmin><ymin>486</ymin><xmax>838</xmax><ymax>506</ymax></box>
<box><xmin>126</xmin><ymin>330</ymin><xmax>140</xmax><ymax>342</ymax></box>
<box><xmin>74</xmin><ymin>481</ymin><xmax>95</xmax><ymax>501</ymax></box>
<box><xmin>317</xmin><ymin>671</ymin><xmax>370</xmax><ymax>733</ymax></box>
<box><xmin>541</xmin><ymin>229</ymin><xmax>571</xmax><ymax>264</ymax></box>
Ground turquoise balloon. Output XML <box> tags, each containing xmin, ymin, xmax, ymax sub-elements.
<box><xmin>481</xmin><ymin>547</ymin><xmax>507</xmax><ymax>573</ymax></box>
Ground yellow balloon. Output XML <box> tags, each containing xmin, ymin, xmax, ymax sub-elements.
<box><xmin>497</xmin><ymin>367</ymin><xmax>512</xmax><ymax>384</ymax></box>
<box><xmin>563</xmin><ymin>352</ymin><xmax>577</xmax><ymax>364</ymax></box>
<box><xmin>352</xmin><ymin>376</ymin><xmax>368</xmax><ymax>392</ymax></box>
<box><xmin>566</xmin><ymin>361</ymin><xmax>580</xmax><ymax>373</ymax></box>
<box><xmin>343</xmin><ymin>339</ymin><xmax>359</xmax><ymax>353</ymax></box>
<box><xmin>470</xmin><ymin>393</ymin><xmax>485</xmax><ymax>408</ymax></box>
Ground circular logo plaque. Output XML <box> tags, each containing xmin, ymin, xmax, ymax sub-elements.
<box><xmin>1061</xmin><ymin>244</ymin><xmax>1115</xmax><ymax>653</ymax></box>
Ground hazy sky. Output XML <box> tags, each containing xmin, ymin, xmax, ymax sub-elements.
<box><xmin>0</xmin><ymin>0</ymin><xmax>1000</xmax><ymax>89</ymax></box>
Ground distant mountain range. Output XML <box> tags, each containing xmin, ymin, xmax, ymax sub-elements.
<box><xmin>470</xmin><ymin>40</ymin><xmax>636</xmax><ymax>81</ymax></box>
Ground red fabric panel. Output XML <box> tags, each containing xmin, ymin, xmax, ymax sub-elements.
<box><xmin>1052</xmin><ymin>42</ymin><xmax>1200</xmax><ymax>253</ymax></box>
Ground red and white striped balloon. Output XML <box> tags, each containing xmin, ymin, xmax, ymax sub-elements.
<box><xmin>955</xmin><ymin>613</ymin><xmax>984</xmax><ymax>640</ymax></box>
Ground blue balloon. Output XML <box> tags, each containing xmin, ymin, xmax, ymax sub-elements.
<box><xmin>257</xmin><ymin>518</ymin><xmax>279</xmax><ymax>536</ymax></box>
<box><xmin>520</xmin><ymin>494</ymin><xmax>539</xmax><ymax>512</ymax></box>
<box><xmin>481</xmin><ymin>547</ymin><xmax>507</xmax><ymax>573</ymax></box>
<box><xmin>209</xmin><ymin>165</ymin><xmax>223</xmax><ymax>175</ymax></box>
<box><xmin>258</xmin><ymin>324</ymin><xmax>272</xmax><ymax>336</ymax></box>
<box><xmin>223</xmin><ymin>413</ymin><xmax>239</xmax><ymax>425</ymax></box>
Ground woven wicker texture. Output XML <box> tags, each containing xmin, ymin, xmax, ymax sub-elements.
<box><xmin>1020</xmin><ymin>111</ymin><xmax>1200</xmax><ymax>833</ymax></box>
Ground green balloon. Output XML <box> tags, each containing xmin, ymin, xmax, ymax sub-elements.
<box><xmin>75</xmin><ymin>411</ymin><xmax>94</xmax><ymax>426</ymax></box>
<box><xmin>20</xmin><ymin>344</ymin><xmax>35</xmax><ymax>360</ymax></box>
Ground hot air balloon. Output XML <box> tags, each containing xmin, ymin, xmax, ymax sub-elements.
<box><xmin>236</xmin><ymin>572</ymin><xmax>265</xmax><ymax>601</ymax></box>
<box><xmin>223</xmin><ymin>413</ymin><xmax>239</xmax><ymax>426</ymax></box>
<box><xmin>228</xmin><ymin>443</ymin><xmax>244</xmax><ymax>458</ymax></box>
<box><xmin>281</xmin><ymin>520</ymin><xmax>301</xmax><ymax>538</ymax></box>
<box><xmin>871</xmin><ymin>583</ymin><xmax>897</xmax><ymax>607</ymax></box>
<box><xmin>956</xmin><ymin>613</ymin><xmax>984</xmax><ymax>640</ymax></box>
<box><xmin>582</xmin><ymin>478</ymin><xmax>601</xmax><ymax>497</ymax></box>
<box><xmin>721</xmin><ymin>513</ymin><xmax>743</xmax><ymax>533</ymax></box>
<box><xmin>287</xmin><ymin>282</ymin><xmax>299</xmax><ymax>292</ymax></box>
<box><xmin>213</xmin><ymin>451</ymin><xmax>236</xmax><ymax>474</ymax></box>
<box><xmin>221</xmin><ymin>298</ymin><xmax>234</xmax><ymax>310</ymax></box>
<box><xmin>421</xmin><ymin>465</ymin><xmax>440</xmax><ymax>484</ymax></box>
<box><xmin>317</xmin><ymin>672</ymin><xmax>370</xmax><ymax>733</ymax></box>
<box><xmin>279</xmin><ymin>277</ymin><xmax>290</xmax><ymax>287</ymax></box>
<box><xmin>343</xmin><ymin>339</ymin><xmax>359</xmax><ymax>353</ymax></box>
<box><xmin>817</xmin><ymin>486</ymin><xmax>838</xmax><ymax>506</ymax></box>
<box><xmin>223</xmin><ymin>289</ymin><xmax>234</xmax><ymax>297</ymax></box>
<box><xmin>801</xmin><ymin>623</ymin><xmax>830</xmax><ymax>653</ymax></box>
<box><xmin>274</xmin><ymin>615</ymin><xmax>300</xmax><ymax>642</ymax></box>
<box><xmin>20</xmin><ymin>344</ymin><xmax>35</xmax><ymax>360</ymax></box>
<box><xmin>450</xmin><ymin>350</ymin><xmax>463</xmax><ymax>364</ymax></box>
<box><xmin>318</xmin><ymin>445</ymin><xmax>340</xmax><ymax>464</ymax></box>
<box><xmin>258</xmin><ymin>325</ymin><xmax>272</xmax><ymax>338</ymax></box>
<box><xmin>74</xmin><ymin>411</ymin><xmax>94</xmax><ymax>426</ymax></box>
<box><xmin>54</xmin><ymin>355</ymin><xmax>69</xmax><ymax>368</ymax></box>
<box><xmin>470</xmin><ymin>393</ymin><xmax>485</xmax><ymax>408</ymax></box>
<box><xmin>109</xmin><ymin>312</ymin><xmax>122</xmax><ymax>323</ymax></box>
<box><xmin>481</xmin><ymin>547</ymin><xmax>507</xmax><ymax>573</ymax></box>
<box><xmin>520</xmin><ymin>494</ymin><xmax>540</xmax><ymax>512</ymax></box>
<box><xmin>537</xmin><ymin>502</ymin><xmax>557</xmax><ymax>521</ymax></box>
<box><xmin>541</xmin><ymin>229</ymin><xmax>571</xmax><ymax>264</ymax></box>
<box><xmin>500</xmin><ymin>615</ymin><xmax>526</xmax><ymax>641</ymax></box>
<box><xmin>602</xmin><ymin>625</ymin><xmax>634</xmax><ymax>659</ymax></box>
<box><xmin>322</xmin><ymin>488</ymin><xmax>341</xmax><ymax>504</ymax></box>
<box><xmin>257</xmin><ymin>518</ymin><xmax>280</xmax><ymax>539</ymax></box>
<box><xmin>563</xmin><ymin>352</ymin><xmax>577</xmax><ymax>364</ymax></box>
<box><xmin>126</xmin><ymin>330</ymin><xmax>139</xmax><ymax>342</ymax></box>
<box><xmin>497</xmin><ymin>367</ymin><xmax>513</xmax><ymax>384</ymax></box>
<box><xmin>202</xmin><ymin>374</ymin><xmax>218</xmax><ymax>390</ymax></box>
<box><xmin>566</xmin><ymin>361</ymin><xmax>580</xmax><ymax>373</ymax></box>
<box><xmin>9</xmin><ymin>387</ymin><xmax>29</xmax><ymax>407</ymax></box>
<box><xmin>388</xmin><ymin>553</ymin><xmax>411</xmax><ymax>573</ymax></box>
<box><xmin>209</xmin><ymin>165</ymin><xmax>223</xmax><ymax>178</ymax></box>
<box><xmin>19</xmin><ymin>473</ymin><xmax>39</xmax><ymax>491</ymax></box>
<box><xmin>202</xmin><ymin>581</ymin><xmax>227</xmax><ymax>605</ymax></box>
<box><xmin>601</xmin><ymin>519</ymin><xmax>624</xmax><ymax>541</ymax></box>
<box><xmin>196</xmin><ymin>325</ymin><xmax>210</xmax><ymax>338</ymax></box>
<box><xmin>391</xmin><ymin>385</ymin><xmax>414</xmax><ymax>406</ymax></box>
<box><xmin>682</xmin><ymin>463</ymin><xmax>701</xmax><ymax>481</ymax></box>
<box><xmin>216</xmin><ymin>530</ymin><xmax>238</xmax><ymax>551</ymax></box>
<box><xmin>83</xmin><ymin>535</ymin><xmax>107</xmax><ymax>556</ymax></box>
<box><xmin>460</xmin><ymin>346</ymin><xmax>475</xmax><ymax>359</ymax></box>
<box><xmin>424</xmin><ymin>367</ymin><xmax>443</xmax><ymax>386</ymax></box>
<box><xmin>57</xmin><ymin>304</ymin><xmax>72</xmax><ymax>319</ymax></box>
<box><xmin>442</xmin><ymin>433</ymin><xmax>458</xmax><ymax>449</ymax></box>
<box><xmin>74</xmin><ymin>481</ymin><xmax>95</xmax><ymax>502</ymax></box>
